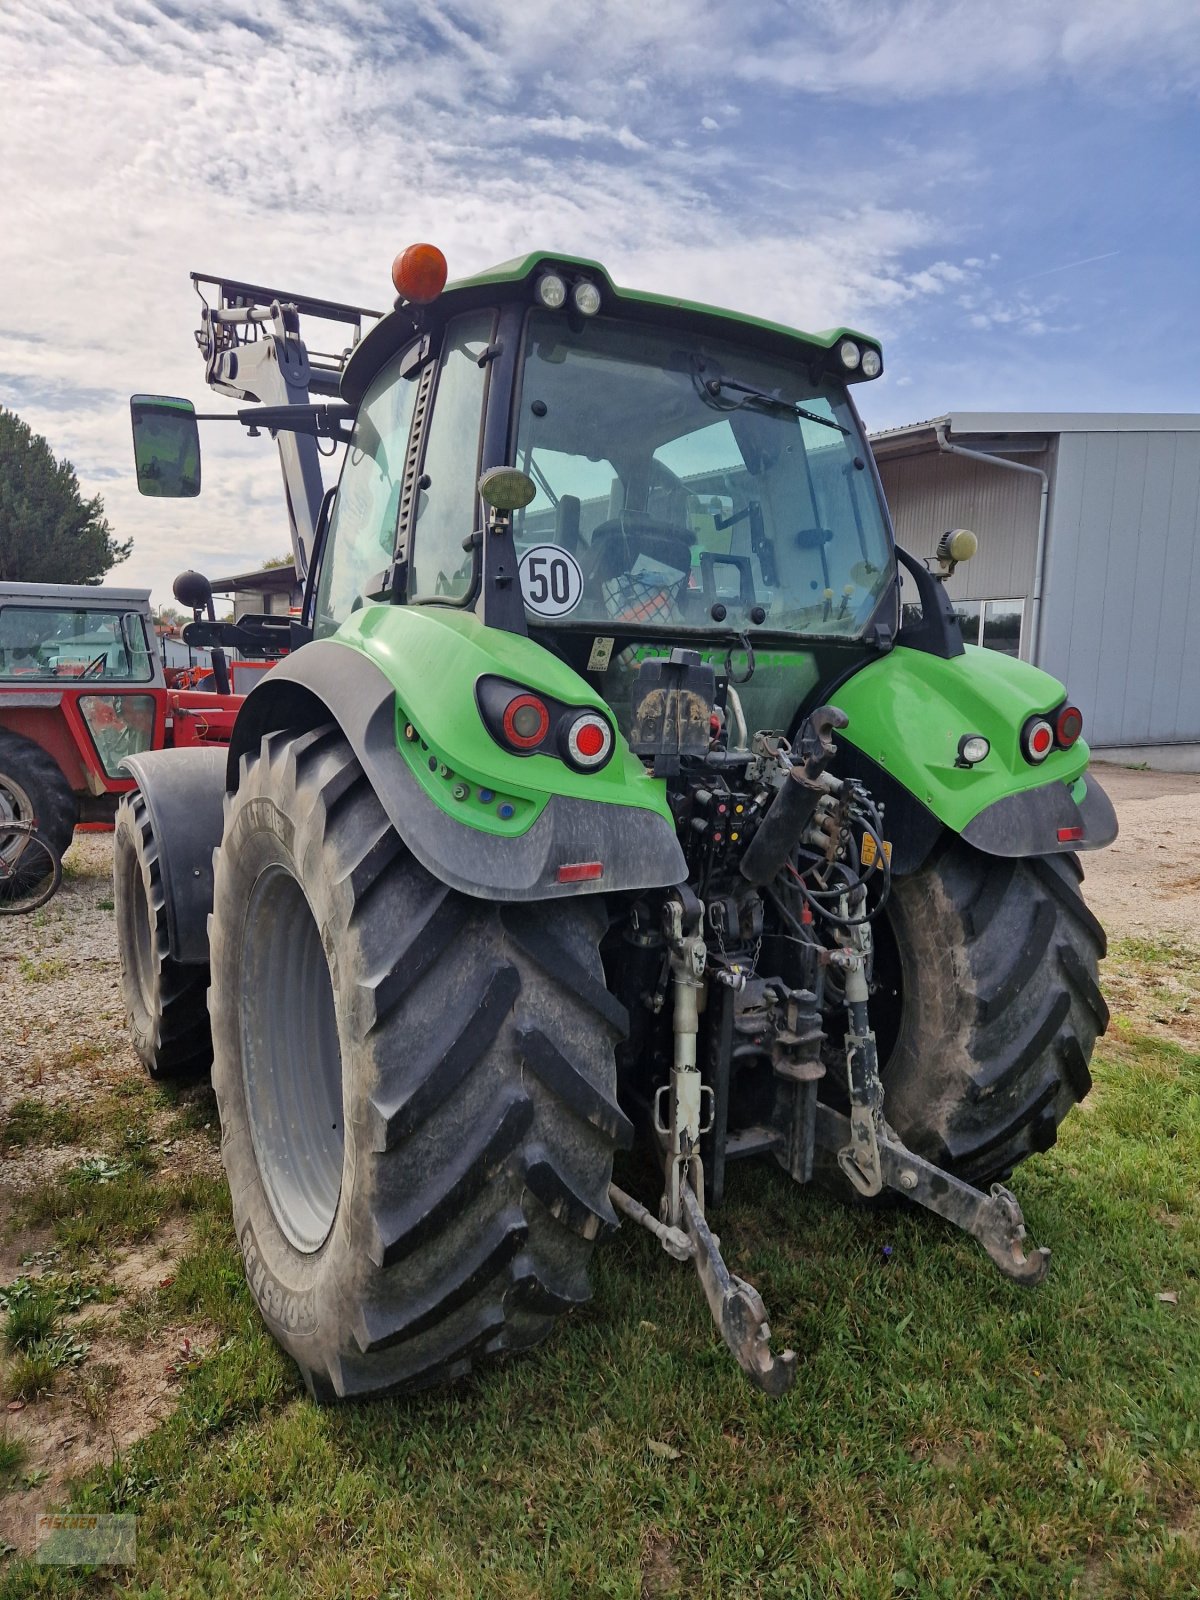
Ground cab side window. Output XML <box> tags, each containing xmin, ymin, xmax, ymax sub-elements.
<box><xmin>409</xmin><ymin>311</ymin><xmax>495</xmax><ymax>602</ymax></box>
<box><xmin>313</xmin><ymin>349</ymin><xmax>419</xmax><ymax>638</ymax></box>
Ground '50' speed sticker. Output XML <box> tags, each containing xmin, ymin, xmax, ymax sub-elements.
<box><xmin>519</xmin><ymin>544</ymin><xmax>584</xmax><ymax>618</ymax></box>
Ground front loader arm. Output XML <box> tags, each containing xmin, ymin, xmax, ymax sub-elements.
<box><xmin>191</xmin><ymin>273</ymin><xmax>381</xmax><ymax>580</ymax></box>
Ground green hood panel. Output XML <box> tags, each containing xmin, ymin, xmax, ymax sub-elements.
<box><xmin>331</xmin><ymin>605</ymin><xmax>673</xmax><ymax>836</ymax></box>
<box><xmin>832</xmin><ymin>644</ymin><xmax>1090</xmax><ymax>832</ymax></box>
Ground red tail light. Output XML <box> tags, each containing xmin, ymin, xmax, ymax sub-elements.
<box><xmin>556</xmin><ymin>861</ymin><xmax>604</xmax><ymax>883</ymax></box>
<box><xmin>501</xmin><ymin>693</ymin><xmax>550</xmax><ymax>750</ymax></box>
<box><xmin>476</xmin><ymin>676</ymin><xmax>614</xmax><ymax>773</ymax></box>
<box><xmin>1056</xmin><ymin>705</ymin><xmax>1083</xmax><ymax>748</ymax></box>
<box><xmin>563</xmin><ymin>712</ymin><xmax>613</xmax><ymax>770</ymax></box>
<box><xmin>1022</xmin><ymin>716</ymin><xmax>1054</xmax><ymax>764</ymax></box>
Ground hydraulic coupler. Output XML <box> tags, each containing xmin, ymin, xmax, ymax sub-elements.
<box><xmin>739</xmin><ymin>705</ymin><xmax>848</xmax><ymax>886</ymax></box>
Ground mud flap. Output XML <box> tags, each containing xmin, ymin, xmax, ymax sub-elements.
<box><xmin>119</xmin><ymin>747</ymin><xmax>227</xmax><ymax>964</ymax></box>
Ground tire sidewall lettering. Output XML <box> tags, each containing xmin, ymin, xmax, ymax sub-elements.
<box><xmin>239</xmin><ymin>795</ymin><xmax>295</xmax><ymax>853</ymax></box>
<box><xmin>239</xmin><ymin>1220</ymin><xmax>317</xmax><ymax>1336</ymax></box>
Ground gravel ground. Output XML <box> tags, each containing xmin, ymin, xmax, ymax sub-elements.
<box><xmin>0</xmin><ymin>837</ymin><xmax>136</xmax><ymax>1187</ymax></box>
<box><xmin>1078</xmin><ymin>762</ymin><xmax>1200</xmax><ymax>944</ymax></box>
<box><xmin>0</xmin><ymin>835</ymin><xmax>219</xmax><ymax>1189</ymax></box>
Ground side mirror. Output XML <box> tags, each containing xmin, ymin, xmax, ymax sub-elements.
<box><xmin>130</xmin><ymin>395</ymin><xmax>201</xmax><ymax>498</ymax></box>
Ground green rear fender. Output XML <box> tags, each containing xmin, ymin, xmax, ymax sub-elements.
<box><xmin>831</xmin><ymin>645</ymin><xmax>1116</xmax><ymax>868</ymax></box>
<box><xmin>337</xmin><ymin>605</ymin><xmax>673</xmax><ymax>832</ymax></box>
<box><xmin>229</xmin><ymin>605</ymin><xmax>684</xmax><ymax>902</ymax></box>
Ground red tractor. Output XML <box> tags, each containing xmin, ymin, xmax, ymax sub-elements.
<box><xmin>0</xmin><ymin>578</ymin><xmax>280</xmax><ymax>867</ymax></box>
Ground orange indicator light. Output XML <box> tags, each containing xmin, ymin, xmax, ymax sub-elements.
<box><xmin>391</xmin><ymin>243</ymin><xmax>448</xmax><ymax>304</ymax></box>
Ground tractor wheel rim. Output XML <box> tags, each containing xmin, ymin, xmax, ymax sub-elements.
<box><xmin>126</xmin><ymin>851</ymin><xmax>157</xmax><ymax>1014</ymax></box>
<box><xmin>240</xmin><ymin>865</ymin><xmax>344</xmax><ymax>1254</ymax></box>
<box><xmin>0</xmin><ymin>773</ymin><xmax>35</xmax><ymax>867</ymax></box>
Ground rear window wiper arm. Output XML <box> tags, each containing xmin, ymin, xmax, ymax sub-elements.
<box><xmin>700</xmin><ymin>374</ymin><xmax>850</xmax><ymax>434</ymax></box>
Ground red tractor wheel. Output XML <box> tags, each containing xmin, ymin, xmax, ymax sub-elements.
<box><xmin>0</xmin><ymin>729</ymin><xmax>78</xmax><ymax>862</ymax></box>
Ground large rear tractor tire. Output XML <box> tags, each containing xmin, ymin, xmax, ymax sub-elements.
<box><xmin>867</xmin><ymin>837</ymin><xmax>1108</xmax><ymax>1187</ymax></box>
<box><xmin>113</xmin><ymin>793</ymin><xmax>212</xmax><ymax>1080</ymax></box>
<box><xmin>0</xmin><ymin>730</ymin><xmax>77</xmax><ymax>863</ymax></box>
<box><xmin>210</xmin><ymin>725</ymin><xmax>630</xmax><ymax>1401</ymax></box>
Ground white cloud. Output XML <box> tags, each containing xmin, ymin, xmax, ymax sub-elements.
<box><xmin>0</xmin><ymin>0</ymin><xmax>1191</xmax><ymax>601</ymax></box>
<box><xmin>732</xmin><ymin>0</ymin><xmax>1200</xmax><ymax>100</ymax></box>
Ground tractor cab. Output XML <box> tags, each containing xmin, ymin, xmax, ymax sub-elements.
<box><xmin>316</xmin><ymin>251</ymin><xmax>898</xmax><ymax>750</ymax></box>
<box><xmin>0</xmin><ymin>583</ymin><xmax>167</xmax><ymax>828</ymax></box>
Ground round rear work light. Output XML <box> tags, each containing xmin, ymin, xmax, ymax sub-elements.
<box><xmin>563</xmin><ymin>711</ymin><xmax>613</xmax><ymax>770</ymax></box>
<box><xmin>1056</xmin><ymin>704</ymin><xmax>1083</xmax><ymax>748</ymax></box>
<box><xmin>1022</xmin><ymin>716</ymin><xmax>1055</xmax><ymax>764</ymax></box>
<box><xmin>958</xmin><ymin>734</ymin><xmax>990</xmax><ymax>767</ymax></box>
<box><xmin>860</xmin><ymin>347</ymin><xmax>882</xmax><ymax>379</ymax></box>
<box><xmin>536</xmin><ymin>272</ymin><xmax>568</xmax><ymax>309</ymax></box>
<box><xmin>502</xmin><ymin>693</ymin><xmax>550</xmax><ymax>750</ymax></box>
<box><xmin>572</xmin><ymin>279</ymin><xmax>602</xmax><ymax>316</ymax></box>
<box><xmin>838</xmin><ymin>339</ymin><xmax>861</xmax><ymax>370</ymax></box>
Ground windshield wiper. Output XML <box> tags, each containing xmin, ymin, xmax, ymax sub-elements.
<box><xmin>698</xmin><ymin>373</ymin><xmax>850</xmax><ymax>434</ymax></box>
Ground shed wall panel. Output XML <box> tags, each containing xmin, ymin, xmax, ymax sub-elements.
<box><xmin>877</xmin><ymin>450</ymin><xmax>1042</xmax><ymax>603</ymax></box>
<box><xmin>1039</xmin><ymin>430</ymin><xmax>1200</xmax><ymax>747</ymax></box>
<box><xmin>1161</xmin><ymin>439</ymin><xmax>1200</xmax><ymax>741</ymax></box>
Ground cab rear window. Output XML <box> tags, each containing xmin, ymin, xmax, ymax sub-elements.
<box><xmin>0</xmin><ymin>606</ymin><xmax>155</xmax><ymax>681</ymax></box>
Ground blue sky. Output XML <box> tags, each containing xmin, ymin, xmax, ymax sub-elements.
<box><xmin>0</xmin><ymin>0</ymin><xmax>1197</xmax><ymax>603</ymax></box>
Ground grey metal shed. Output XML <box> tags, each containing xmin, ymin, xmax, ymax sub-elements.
<box><xmin>870</xmin><ymin>413</ymin><xmax>1200</xmax><ymax>767</ymax></box>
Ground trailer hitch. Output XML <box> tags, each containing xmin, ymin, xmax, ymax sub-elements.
<box><xmin>813</xmin><ymin>1105</ymin><xmax>1049</xmax><ymax>1283</ymax></box>
<box><xmin>679</xmin><ymin>1182</ymin><xmax>797</xmax><ymax>1395</ymax></box>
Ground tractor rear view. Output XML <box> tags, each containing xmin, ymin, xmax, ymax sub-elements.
<box><xmin>114</xmin><ymin>246</ymin><xmax>1115</xmax><ymax>1399</ymax></box>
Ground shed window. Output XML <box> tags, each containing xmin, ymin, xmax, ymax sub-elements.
<box><xmin>901</xmin><ymin>592</ymin><xmax>1024</xmax><ymax>656</ymax></box>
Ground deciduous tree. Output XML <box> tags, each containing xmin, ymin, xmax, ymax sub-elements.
<box><xmin>0</xmin><ymin>408</ymin><xmax>132</xmax><ymax>584</ymax></box>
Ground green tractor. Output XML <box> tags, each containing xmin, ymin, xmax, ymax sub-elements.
<box><xmin>116</xmin><ymin>245</ymin><xmax>1115</xmax><ymax>1399</ymax></box>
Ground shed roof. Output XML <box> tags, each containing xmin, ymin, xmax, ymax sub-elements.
<box><xmin>871</xmin><ymin>412</ymin><xmax>1200</xmax><ymax>461</ymax></box>
<box><xmin>208</xmin><ymin>564</ymin><xmax>299</xmax><ymax>593</ymax></box>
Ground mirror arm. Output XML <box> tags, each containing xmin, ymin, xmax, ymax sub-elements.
<box><xmin>192</xmin><ymin>403</ymin><xmax>353</xmax><ymax>442</ymax></box>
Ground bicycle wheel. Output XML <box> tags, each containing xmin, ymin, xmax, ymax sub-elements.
<box><xmin>0</xmin><ymin>826</ymin><xmax>62</xmax><ymax>914</ymax></box>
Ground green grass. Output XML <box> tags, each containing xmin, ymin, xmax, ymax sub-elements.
<box><xmin>3</xmin><ymin>1331</ymin><xmax>87</xmax><ymax>1404</ymax></box>
<box><xmin>3</xmin><ymin>1290</ymin><xmax>58</xmax><ymax>1352</ymax></box>
<box><xmin>2</xmin><ymin>946</ymin><xmax>1199</xmax><ymax>1597</ymax></box>
<box><xmin>0</xmin><ymin>1100</ymin><xmax>84</xmax><ymax>1152</ymax></box>
<box><xmin>0</xmin><ymin>1436</ymin><xmax>26</xmax><ymax>1481</ymax></box>
<box><xmin>16</xmin><ymin>955</ymin><xmax>69</xmax><ymax>984</ymax></box>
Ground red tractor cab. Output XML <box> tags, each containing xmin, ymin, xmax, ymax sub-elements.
<box><xmin>0</xmin><ymin>580</ymin><xmax>251</xmax><ymax>861</ymax></box>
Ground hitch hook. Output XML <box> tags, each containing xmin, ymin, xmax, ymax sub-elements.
<box><xmin>679</xmin><ymin>1182</ymin><xmax>797</xmax><ymax>1397</ymax></box>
